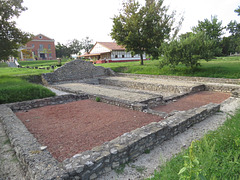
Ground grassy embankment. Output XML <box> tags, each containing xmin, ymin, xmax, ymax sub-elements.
<box><xmin>147</xmin><ymin>109</ymin><xmax>240</xmax><ymax>179</ymax></box>
<box><xmin>0</xmin><ymin>60</ymin><xmax>64</xmax><ymax>104</ymax></box>
<box><xmin>0</xmin><ymin>76</ymin><xmax>55</xmax><ymax>104</ymax></box>
<box><xmin>97</xmin><ymin>56</ymin><xmax>240</xmax><ymax>79</ymax></box>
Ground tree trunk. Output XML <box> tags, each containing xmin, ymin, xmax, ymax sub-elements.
<box><xmin>140</xmin><ymin>53</ymin><xmax>144</xmax><ymax>65</ymax></box>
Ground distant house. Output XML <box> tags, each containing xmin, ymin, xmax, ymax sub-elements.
<box><xmin>79</xmin><ymin>42</ymin><xmax>147</xmax><ymax>63</ymax></box>
<box><xmin>20</xmin><ymin>34</ymin><xmax>56</xmax><ymax>60</ymax></box>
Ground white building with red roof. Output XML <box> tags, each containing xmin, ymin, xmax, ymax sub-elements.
<box><xmin>80</xmin><ymin>42</ymin><xmax>147</xmax><ymax>63</ymax></box>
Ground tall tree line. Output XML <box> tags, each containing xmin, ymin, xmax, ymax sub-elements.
<box><xmin>55</xmin><ymin>37</ymin><xmax>94</xmax><ymax>58</ymax></box>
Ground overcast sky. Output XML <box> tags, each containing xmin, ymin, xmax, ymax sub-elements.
<box><xmin>15</xmin><ymin>0</ymin><xmax>240</xmax><ymax>44</ymax></box>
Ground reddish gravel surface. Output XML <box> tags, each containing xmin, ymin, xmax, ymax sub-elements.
<box><xmin>153</xmin><ymin>91</ymin><xmax>231</xmax><ymax>113</ymax></box>
<box><xmin>15</xmin><ymin>91</ymin><xmax>230</xmax><ymax>162</ymax></box>
<box><xmin>16</xmin><ymin>100</ymin><xmax>163</xmax><ymax>162</ymax></box>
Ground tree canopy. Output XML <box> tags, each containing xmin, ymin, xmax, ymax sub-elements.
<box><xmin>0</xmin><ymin>0</ymin><xmax>31</xmax><ymax>60</ymax></box>
<box><xmin>192</xmin><ymin>16</ymin><xmax>224</xmax><ymax>42</ymax></box>
<box><xmin>111</xmin><ymin>0</ymin><xmax>183</xmax><ymax>65</ymax></box>
<box><xmin>235</xmin><ymin>6</ymin><xmax>240</xmax><ymax>16</ymax></box>
<box><xmin>162</xmin><ymin>32</ymin><xmax>215</xmax><ymax>69</ymax></box>
<box><xmin>56</xmin><ymin>37</ymin><xmax>94</xmax><ymax>58</ymax></box>
<box><xmin>222</xmin><ymin>6</ymin><xmax>240</xmax><ymax>55</ymax></box>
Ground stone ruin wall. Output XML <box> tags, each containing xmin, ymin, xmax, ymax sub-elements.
<box><xmin>1</xmin><ymin>95</ymin><xmax>220</xmax><ymax>180</ymax></box>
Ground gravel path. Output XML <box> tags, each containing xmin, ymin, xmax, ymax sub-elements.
<box><xmin>54</xmin><ymin>83</ymin><xmax>161</xmax><ymax>102</ymax></box>
<box><xmin>98</xmin><ymin>97</ymin><xmax>240</xmax><ymax>180</ymax></box>
<box><xmin>103</xmin><ymin>76</ymin><xmax>198</xmax><ymax>87</ymax></box>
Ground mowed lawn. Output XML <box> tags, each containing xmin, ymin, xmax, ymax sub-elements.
<box><xmin>0</xmin><ymin>59</ymin><xmax>71</xmax><ymax>76</ymax></box>
<box><xmin>97</xmin><ymin>56</ymin><xmax>240</xmax><ymax>79</ymax></box>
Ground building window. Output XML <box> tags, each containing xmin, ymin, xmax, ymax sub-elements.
<box><xmin>115</xmin><ymin>55</ymin><xmax>118</xmax><ymax>58</ymax></box>
<box><xmin>122</xmin><ymin>55</ymin><xmax>125</xmax><ymax>58</ymax></box>
<box><xmin>39</xmin><ymin>35</ymin><xmax>42</xmax><ymax>39</ymax></box>
<box><xmin>39</xmin><ymin>44</ymin><xmax>44</xmax><ymax>51</ymax></box>
<box><xmin>49</xmin><ymin>53</ymin><xmax>52</xmax><ymax>58</ymax></box>
<box><xmin>32</xmin><ymin>44</ymin><xmax>35</xmax><ymax>48</ymax></box>
<box><xmin>48</xmin><ymin>44</ymin><xmax>51</xmax><ymax>49</ymax></box>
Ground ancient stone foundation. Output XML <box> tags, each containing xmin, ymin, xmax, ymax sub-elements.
<box><xmin>0</xmin><ymin>94</ymin><xmax>220</xmax><ymax>180</ymax></box>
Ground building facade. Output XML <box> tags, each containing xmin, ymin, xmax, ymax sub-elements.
<box><xmin>80</xmin><ymin>42</ymin><xmax>147</xmax><ymax>63</ymax></box>
<box><xmin>21</xmin><ymin>34</ymin><xmax>56</xmax><ymax>60</ymax></box>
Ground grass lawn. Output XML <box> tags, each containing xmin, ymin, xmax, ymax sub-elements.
<box><xmin>0</xmin><ymin>67</ymin><xmax>52</xmax><ymax>76</ymax></box>
<box><xmin>0</xmin><ymin>76</ymin><xmax>55</xmax><ymax>104</ymax></box>
<box><xmin>147</xmin><ymin>109</ymin><xmax>240</xmax><ymax>180</ymax></box>
<box><xmin>0</xmin><ymin>59</ymin><xmax>72</xmax><ymax>77</ymax></box>
<box><xmin>18</xmin><ymin>58</ymin><xmax>70</xmax><ymax>67</ymax></box>
<box><xmin>97</xmin><ymin>56</ymin><xmax>240</xmax><ymax>79</ymax></box>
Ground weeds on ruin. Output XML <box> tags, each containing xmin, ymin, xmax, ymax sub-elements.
<box><xmin>95</xmin><ymin>97</ymin><xmax>101</xmax><ymax>102</ymax></box>
<box><xmin>147</xmin><ymin>109</ymin><xmax>240</xmax><ymax>180</ymax></box>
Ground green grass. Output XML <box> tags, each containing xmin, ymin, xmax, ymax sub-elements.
<box><xmin>0</xmin><ymin>62</ymin><xmax>8</xmax><ymax>67</ymax></box>
<box><xmin>97</xmin><ymin>56</ymin><xmax>240</xmax><ymax>79</ymax></box>
<box><xmin>0</xmin><ymin>76</ymin><xmax>55</xmax><ymax>104</ymax></box>
<box><xmin>0</xmin><ymin>67</ymin><xmax>53</xmax><ymax>76</ymax></box>
<box><xmin>18</xmin><ymin>58</ymin><xmax>70</xmax><ymax>67</ymax></box>
<box><xmin>0</xmin><ymin>59</ymin><xmax>73</xmax><ymax>77</ymax></box>
<box><xmin>147</xmin><ymin>109</ymin><xmax>240</xmax><ymax>180</ymax></box>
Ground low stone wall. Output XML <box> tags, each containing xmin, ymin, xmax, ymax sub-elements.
<box><xmin>7</xmin><ymin>94</ymin><xmax>88</xmax><ymax>112</ymax></box>
<box><xmin>62</xmin><ymin>103</ymin><xmax>220</xmax><ymax>179</ymax></box>
<box><xmin>88</xmin><ymin>94</ymin><xmax>148</xmax><ymax>112</ymax></box>
<box><xmin>98</xmin><ymin>78</ymin><xmax>206</xmax><ymax>94</ymax></box>
<box><xmin>0</xmin><ymin>94</ymin><xmax>220</xmax><ymax>180</ymax></box>
<box><xmin>118</xmin><ymin>73</ymin><xmax>240</xmax><ymax>85</ymax></box>
<box><xmin>42</xmin><ymin>60</ymin><xmax>115</xmax><ymax>85</ymax></box>
<box><xmin>0</xmin><ymin>105</ymin><xmax>68</xmax><ymax>179</ymax></box>
<box><xmin>204</xmin><ymin>83</ymin><xmax>240</xmax><ymax>93</ymax></box>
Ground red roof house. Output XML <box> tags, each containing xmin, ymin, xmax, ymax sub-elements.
<box><xmin>80</xmin><ymin>42</ymin><xmax>147</xmax><ymax>63</ymax></box>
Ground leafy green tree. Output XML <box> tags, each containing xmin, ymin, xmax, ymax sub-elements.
<box><xmin>111</xmin><ymin>0</ymin><xmax>182</xmax><ymax>65</ymax></box>
<box><xmin>67</xmin><ymin>39</ymin><xmax>82</xmax><ymax>55</ymax></box>
<box><xmin>161</xmin><ymin>32</ymin><xmax>215</xmax><ymax>69</ymax></box>
<box><xmin>235</xmin><ymin>6</ymin><xmax>240</xmax><ymax>16</ymax></box>
<box><xmin>0</xmin><ymin>0</ymin><xmax>31</xmax><ymax>60</ymax></box>
<box><xmin>222</xmin><ymin>6</ymin><xmax>240</xmax><ymax>55</ymax></box>
<box><xmin>81</xmin><ymin>36</ymin><xmax>93</xmax><ymax>53</ymax></box>
<box><xmin>55</xmin><ymin>42</ymin><xmax>71</xmax><ymax>58</ymax></box>
<box><xmin>192</xmin><ymin>16</ymin><xmax>224</xmax><ymax>56</ymax></box>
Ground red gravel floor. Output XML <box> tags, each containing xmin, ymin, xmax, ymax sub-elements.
<box><xmin>153</xmin><ymin>91</ymin><xmax>231</xmax><ymax>113</ymax></box>
<box><xmin>15</xmin><ymin>91</ymin><xmax>230</xmax><ymax>162</ymax></box>
<box><xmin>16</xmin><ymin>100</ymin><xmax>163</xmax><ymax>162</ymax></box>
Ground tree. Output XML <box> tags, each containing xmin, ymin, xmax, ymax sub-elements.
<box><xmin>161</xmin><ymin>32</ymin><xmax>215</xmax><ymax>69</ymax></box>
<box><xmin>192</xmin><ymin>16</ymin><xmax>224</xmax><ymax>41</ymax></box>
<box><xmin>55</xmin><ymin>42</ymin><xmax>71</xmax><ymax>58</ymax></box>
<box><xmin>111</xmin><ymin>0</ymin><xmax>182</xmax><ymax>65</ymax></box>
<box><xmin>192</xmin><ymin>16</ymin><xmax>224</xmax><ymax>56</ymax></box>
<box><xmin>67</xmin><ymin>39</ymin><xmax>82</xmax><ymax>55</ymax></box>
<box><xmin>224</xmin><ymin>21</ymin><xmax>240</xmax><ymax>54</ymax></box>
<box><xmin>81</xmin><ymin>37</ymin><xmax>94</xmax><ymax>53</ymax></box>
<box><xmin>235</xmin><ymin>6</ymin><xmax>240</xmax><ymax>16</ymax></box>
<box><xmin>222</xmin><ymin>6</ymin><xmax>240</xmax><ymax>55</ymax></box>
<box><xmin>0</xmin><ymin>0</ymin><xmax>31</xmax><ymax>60</ymax></box>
